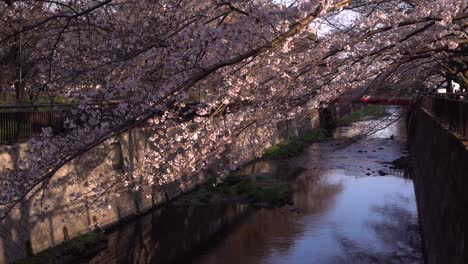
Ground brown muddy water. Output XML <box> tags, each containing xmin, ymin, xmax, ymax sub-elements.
<box><xmin>87</xmin><ymin>109</ymin><xmax>423</xmax><ymax>264</ymax></box>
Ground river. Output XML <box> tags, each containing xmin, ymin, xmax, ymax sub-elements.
<box><xmin>87</xmin><ymin>108</ymin><xmax>423</xmax><ymax>264</ymax></box>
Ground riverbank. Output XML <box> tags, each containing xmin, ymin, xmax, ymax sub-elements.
<box><xmin>262</xmin><ymin>105</ymin><xmax>389</xmax><ymax>159</ymax></box>
<box><xmin>14</xmin><ymin>105</ymin><xmax>408</xmax><ymax>264</ymax></box>
<box><xmin>15</xmin><ymin>232</ymin><xmax>106</xmax><ymax>264</ymax></box>
<box><xmin>174</xmin><ymin>174</ymin><xmax>292</xmax><ymax>208</ymax></box>
<box><xmin>78</xmin><ymin>107</ymin><xmax>423</xmax><ymax>264</ymax></box>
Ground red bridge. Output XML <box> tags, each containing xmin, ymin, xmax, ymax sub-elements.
<box><xmin>358</xmin><ymin>96</ymin><xmax>414</xmax><ymax>105</ymax></box>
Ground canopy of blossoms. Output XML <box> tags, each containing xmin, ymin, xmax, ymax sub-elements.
<box><xmin>0</xmin><ymin>0</ymin><xmax>466</xmax><ymax>220</ymax></box>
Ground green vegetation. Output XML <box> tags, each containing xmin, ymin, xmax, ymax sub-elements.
<box><xmin>263</xmin><ymin>106</ymin><xmax>388</xmax><ymax>159</ymax></box>
<box><xmin>14</xmin><ymin>254</ymin><xmax>50</xmax><ymax>264</ymax></box>
<box><xmin>263</xmin><ymin>128</ymin><xmax>327</xmax><ymax>159</ymax></box>
<box><xmin>337</xmin><ymin>105</ymin><xmax>389</xmax><ymax>126</ymax></box>
<box><xmin>63</xmin><ymin>232</ymin><xmax>105</xmax><ymax>255</ymax></box>
<box><xmin>0</xmin><ymin>92</ymin><xmax>68</xmax><ymax>107</ymax></box>
<box><xmin>234</xmin><ymin>176</ymin><xmax>291</xmax><ymax>205</ymax></box>
<box><xmin>177</xmin><ymin>174</ymin><xmax>292</xmax><ymax>207</ymax></box>
<box><xmin>302</xmin><ymin>128</ymin><xmax>328</xmax><ymax>144</ymax></box>
<box><xmin>212</xmin><ymin>175</ymin><xmax>291</xmax><ymax>206</ymax></box>
<box><xmin>14</xmin><ymin>232</ymin><xmax>106</xmax><ymax>264</ymax></box>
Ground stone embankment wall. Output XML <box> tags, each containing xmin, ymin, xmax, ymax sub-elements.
<box><xmin>407</xmin><ymin>107</ymin><xmax>468</xmax><ymax>264</ymax></box>
<box><xmin>0</xmin><ymin>105</ymin><xmax>352</xmax><ymax>263</ymax></box>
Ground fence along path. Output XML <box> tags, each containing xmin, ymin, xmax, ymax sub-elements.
<box><xmin>0</xmin><ymin>105</ymin><xmax>70</xmax><ymax>145</ymax></box>
<box><xmin>422</xmin><ymin>94</ymin><xmax>468</xmax><ymax>139</ymax></box>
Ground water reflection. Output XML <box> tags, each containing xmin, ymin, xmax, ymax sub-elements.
<box><xmin>89</xmin><ymin>203</ymin><xmax>253</xmax><ymax>264</ymax></box>
<box><xmin>191</xmin><ymin>172</ymin><xmax>420</xmax><ymax>264</ymax></box>
<box><xmin>87</xmin><ymin>110</ymin><xmax>422</xmax><ymax>264</ymax></box>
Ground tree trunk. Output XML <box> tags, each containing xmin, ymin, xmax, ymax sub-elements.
<box><xmin>15</xmin><ymin>82</ymin><xmax>24</xmax><ymax>105</ymax></box>
<box><xmin>447</xmin><ymin>78</ymin><xmax>453</xmax><ymax>94</ymax></box>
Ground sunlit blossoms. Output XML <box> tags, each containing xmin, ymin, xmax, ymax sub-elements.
<box><xmin>0</xmin><ymin>0</ymin><xmax>466</xmax><ymax>220</ymax></box>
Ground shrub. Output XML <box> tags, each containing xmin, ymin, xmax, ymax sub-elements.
<box><xmin>263</xmin><ymin>128</ymin><xmax>327</xmax><ymax>159</ymax></box>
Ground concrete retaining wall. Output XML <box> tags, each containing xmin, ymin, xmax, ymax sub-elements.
<box><xmin>408</xmin><ymin>107</ymin><xmax>468</xmax><ymax>264</ymax></box>
<box><xmin>0</xmin><ymin>106</ymin><xmax>343</xmax><ymax>263</ymax></box>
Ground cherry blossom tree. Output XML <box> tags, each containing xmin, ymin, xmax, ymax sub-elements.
<box><xmin>0</xmin><ymin>0</ymin><xmax>466</xmax><ymax>220</ymax></box>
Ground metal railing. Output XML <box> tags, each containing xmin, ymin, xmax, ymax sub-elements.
<box><xmin>422</xmin><ymin>95</ymin><xmax>468</xmax><ymax>139</ymax></box>
<box><xmin>0</xmin><ymin>105</ymin><xmax>70</xmax><ymax>145</ymax></box>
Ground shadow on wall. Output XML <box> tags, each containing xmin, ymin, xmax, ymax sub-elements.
<box><xmin>88</xmin><ymin>203</ymin><xmax>253</xmax><ymax>264</ymax></box>
<box><xmin>87</xmin><ymin>166</ymin><xmax>344</xmax><ymax>264</ymax></box>
<box><xmin>0</xmin><ymin>125</ymin><xmax>236</xmax><ymax>262</ymax></box>
<box><xmin>0</xmin><ymin>133</ymin><xmax>144</xmax><ymax>263</ymax></box>
<box><xmin>0</xmin><ymin>144</ymin><xmax>34</xmax><ymax>261</ymax></box>
<box><xmin>408</xmin><ymin>108</ymin><xmax>468</xmax><ymax>264</ymax></box>
<box><xmin>0</xmin><ymin>106</ymin><xmax>343</xmax><ymax>263</ymax></box>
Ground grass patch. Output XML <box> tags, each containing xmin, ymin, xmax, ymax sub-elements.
<box><xmin>302</xmin><ymin>128</ymin><xmax>327</xmax><ymax>144</ymax></box>
<box><xmin>263</xmin><ymin>138</ymin><xmax>305</xmax><ymax>159</ymax></box>
<box><xmin>14</xmin><ymin>255</ymin><xmax>51</xmax><ymax>264</ymax></box>
<box><xmin>234</xmin><ymin>177</ymin><xmax>291</xmax><ymax>205</ymax></box>
<box><xmin>14</xmin><ymin>231</ymin><xmax>106</xmax><ymax>264</ymax></box>
<box><xmin>63</xmin><ymin>232</ymin><xmax>105</xmax><ymax>256</ymax></box>
<box><xmin>178</xmin><ymin>175</ymin><xmax>292</xmax><ymax>207</ymax></box>
<box><xmin>263</xmin><ymin>128</ymin><xmax>327</xmax><ymax>159</ymax></box>
<box><xmin>337</xmin><ymin>105</ymin><xmax>389</xmax><ymax>126</ymax></box>
<box><xmin>212</xmin><ymin>175</ymin><xmax>291</xmax><ymax>206</ymax></box>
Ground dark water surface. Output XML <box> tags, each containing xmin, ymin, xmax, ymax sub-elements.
<box><xmin>89</xmin><ymin>111</ymin><xmax>422</xmax><ymax>264</ymax></box>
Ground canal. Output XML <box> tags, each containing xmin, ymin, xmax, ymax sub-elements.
<box><xmin>88</xmin><ymin>109</ymin><xmax>423</xmax><ymax>264</ymax></box>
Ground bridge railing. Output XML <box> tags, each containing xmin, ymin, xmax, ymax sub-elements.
<box><xmin>0</xmin><ymin>104</ymin><xmax>71</xmax><ymax>145</ymax></box>
<box><xmin>422</xmin><ymin>95</ymin><xmax>468</xmax><ymax>139</ymax></box>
